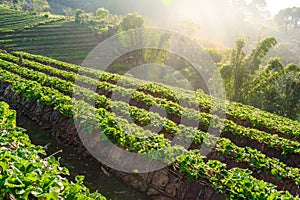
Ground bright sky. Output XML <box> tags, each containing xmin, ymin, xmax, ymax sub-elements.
<box><xmin>264</xmin><ymin>0</ymin><xmax>300</xmax><ymax>16</ymax></box>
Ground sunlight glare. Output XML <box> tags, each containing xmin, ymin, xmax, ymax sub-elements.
<box><xmin>163</xmin><ymin>0</ymin><xmax>172</xmax><ymax>7</ymax></box>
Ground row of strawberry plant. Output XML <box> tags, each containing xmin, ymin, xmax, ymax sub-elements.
<box><xmin>0</xmin><ymin>101</ymin><xmax>106</xmax><ymax>199</ymax></box>
<box><xmin>2</xmin><ymin>34</ymin><xmax>93</xmax><ymax>44</ymax></box>
<box><xmin>1</xmin><ymin>54</ymin><xmax>299</xmax><ymax>161</ymax></box>
<box><xmin>0</xmin><ymin>18</ymin><xmax>62</xmax><ymax>33</ymax></box>
<box><xmin>109</xmin><ymin>101</ymin><xmax>300</xmax><ymax>189</ymax></box>
<box><xmin>176</xmin><ymin>151</ymin><xmax>298</xmax><ymax>199</ymax></box>
<box><xmin>9</xmin><ymin>44</ymin><xmax>96</xmax><ymax>54</ymax></box>
<box><xmin>12</xmin><ymin>51</ymin><xmax>300</xmax><ymax>140</ymax></box>
<box><xmin>0</xmin><ymin>28</ymin><xmax>14</xmax><ymax>34</ymax></box>
<box><xmin>79</xmin><ymin>99</ymin><xmax>300</xmax><ymax>199</ymax></box>
<box><xmin>0</xmin><ymin>6</ymin><xmax>63</xmax><ymax>32</ymax></box>
<box><xmin>1</xmin><ymin>56</ymin><xmax>300</xmax><ymax>189</ymax></box>
<box><xmin>0</xmin><ymin>67</ymin><xmax>185</xmax><ymax>163</ymax></box>
<box><xmin>0</xmin><ymin>71</ymin><xmax>297</xmax><ymax>199</ymax></box>
<box><xmin>6</xmin><ymin>32</ymin><xmax>92</xmax><ymax>40</ymax></box>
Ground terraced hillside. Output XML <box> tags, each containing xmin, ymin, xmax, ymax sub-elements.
<box><xmin>0</xmin><ymin>101</ymin><xmax>107</xmax><ymax>199</ymax></box>
<box><xmin>0</xmin><ymin>50</ymin><xmax>299</xmax><ymax>199</ymax></box>
<box><xmin>0</xmin><ymin>6</ymin><xmax>106</xmax><ymax>64</ymax></box>
<box><xmin>0</xmin><ymin>5</ymin><xmax>63</xmax><ymax>33</ymax></box>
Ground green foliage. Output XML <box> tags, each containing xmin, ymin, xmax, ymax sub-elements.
<box><xmin>32</xmin><ymin>0</ymin><xmax>50</xmax><ymax>13</ymax></box>
<box><xmin>177</xmin><ymin>151</ymin><xmax>297</xmax><ymax>199</ymax></box>
<box><xmin>2</xmin><ymin>0</ymin><xmax>50</xmax><ymax>13</ymax></box>
<box><xmin>219</xmin><ymin>37</ymin><xmax>245</xmax><ymax>101</ymax></box>
<box><xmin>244</xmin><ymin>36</ymin><xmax>277</xmax><ymax>74</ymax></box>
<box><xmin>204</xmin><ymin>48</ymin><xmax>223</xmax><ymax>64</ymax></box>
<box><xmin>218</xmin><ymin>36</ymin><xmax>276</xmax><ymax>102</ymax></box>
<box><xmin>119</xmin><ymin>13</ymin><xmax>144</xmax><ymax>31</ymax></box>
<box><xmin>265</xmin><ymin>57</ymin><xmax>284</xmax><ymax>72</ymax></box>
<box><xmin>10</xmin><ymin>51</ymin><xmax>300</xmax><ymax>138</ymax></box>
<box><xmin>74</xmin><ymin>7</ymin><xmax>119</xmax><ymax>37</ymax></box>
<box><xmin>96</xmin><ymin>7</ymin><xmax>109</xmax><ymax>19</ymax></box>
<box><xmin>0</xmin><ymin>51</ymin><xmax>300</xmax><ymax>199</ymax></box>
<box><xmin>275</xmin><ymin>7</ymin><xmax>300</xmax><ymax>32</ymax></box>
<box><xmin>217</xmin><ymin>35</ymin><xmax>299</xmax><ymax>120</ymax></box>
<box><xmin>3</xmin><ymin>51</ymin><xmax>300</xmax><ymax>157</ymax></box>
<box><xmin>0</xmin><ymin>5</ymin><xmax>62</xmax><ymax>32</ymax></box>
<box><xmin>0</xmin><ymin>6</ymin><xmax>118</xmax><ymax>63</ymax></box>
<box><xmin>0</xmin><ymin>102</ymin><xmax>106</xmax><ymax>199</ymax></box>
<box><xmin>246</xmin><ymin>57</ymin><xmax>300</xmax><ymax>120</ymax></box>
<box><xmin>74</xmin><ymin>9</ymin><xmax>88</xmax><ymax>24</ymax></box>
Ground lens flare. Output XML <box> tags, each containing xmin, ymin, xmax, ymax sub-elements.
<box><xmin>163</xmin><ymin>0</ymin><xmax>171</xmax><ymax>7</ymax></box>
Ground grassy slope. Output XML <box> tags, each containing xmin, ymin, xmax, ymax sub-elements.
<box><xmin>0</xmin><ymin>5</ymin><xmax>101</xmax><ymax>64</ymax></box>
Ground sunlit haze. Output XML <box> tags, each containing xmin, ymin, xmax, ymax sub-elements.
<box><xmin>264</xmin><ymin>0</ymin><xmax>300</xmax><ymax>16</ymax></box>
<box><xmin>156</xmin><ymin>0</ymin><xmax>300</xmax><ymax>46</ymax></box>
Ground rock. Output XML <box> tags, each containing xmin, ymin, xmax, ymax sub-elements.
<box><xmin>203</xmin><ymin>186</ymin><xmax>214</xmax><ymax>200</ymax></box>
<box><xmin>138</xmin><ymin>173</ymin><xmax>148</xmax><ymax>181</ymax></box>
<box><xmin>41</xmin><ymin>112</ymin><xmax>50</xmax><ymax>122</ymax></box>
<box><xmin>152</xmin><ymin>170</ymin><xmax>169</xmax><ymax>188</ymax></box>
<box><xmin>165</xmin><ymin>179</ymin><xmax>178</xmax><ymax>197</ymax></box>
<box><xmin>50</xmin><ymin>110</ymin><xmax>61</xmax><ymax>122</ymax></box>
<box><xmin>131</xmin><ymin>179</ymin><xmax>148</xmax><ymax>192</ymax></box>
<box><xmin>3</xmin><ymin>85</ymin><xmax>12</xmax><ymax>96</ymax></box>
<box><xmin>147</xmin><ymin>188</ymin><xmax>160</xmax><ymax>196</ymax></box>
<box><xmin>121</xmin><ymin>175</ymin><xmax>132</xmax><ymax>183</ymax></box>
<box><xmin>34</xmin><ymin>105</ymin><xmax>43</xmax><ymax>116</ymax></box>
<box><xmin>152</xmin><ymin>196</ymin><xmax>173</xmax><ymax>200</ymax></box>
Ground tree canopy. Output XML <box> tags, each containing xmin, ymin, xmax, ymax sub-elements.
<box><xmin>119</xmin><ymin>13</ymin><xmax>145</xmax><ymax>31</ymax></box>
<box><xmin>1</xmin><ymin>0</ymin><xmax>49</xmax><ymax>13</ymax></box>
<box><xmin>219</xmin><ymin>36</ymin><xmax>277</xmax><ymax>102</ymax></box>
<box><xmin>275</xmin><ymin>7</ymin><xmax>300</xmax><ymax>32</ymax></box>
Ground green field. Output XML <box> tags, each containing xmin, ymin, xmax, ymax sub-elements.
<box><xmin>0</xmin><ymin>50</ymin><xmax>299</xmax><ymax>199</ymax></box>
<box><xmin>0</xmin><ymin>6</ymin><xmax>103</xmax><ymax>64</ymax></box>
<box><xmin>1</xmin><ymin>2</ymin><xmax>300</xmax><ymax>199</ymax></box>
<box><xmin>0</xmin><ymin>5</ymin><xmax>63</xmax><ymax>33</ymax></box>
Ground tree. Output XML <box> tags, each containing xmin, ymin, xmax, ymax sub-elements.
<box><xmin>247</xmin><ymin>0</ymin><xmax>270</xmax><ymax>19</ymax></box>
<box><xmin>10</xmin><ymin>0</ymin><xmax>50</xmax><ymax>13</ymax></box>
<box><xmin>32</xmin><ymin>0</ymin><xmax>49</xmax><ymax>13</ymax></box>
<box><xmin>246</xmin><ymin>59</ymin><xmax>300</xmax><ymax>120</ymax></box>
<box><xmin>119</xmin><ymin>13</ymin><xmax>145</xmax><ymax>31</ymax></box>
<box><xmin>275</xmin><ymin>7</ymin><xmax>300</xmax><ymax>32</ymax></box>
<box><xmin>243</xmin><ymin>36</ymin><xmax>277</xmax><ymax>75</ymax></box>
<box><xmin>218</xmin><ymin>36</ymin><xmax>276</xmax><ymax>102</ymax></box>
<box><xmin>220</xmin><ymin>38</ymin><xmax>245</xmax><ymax>101</ymax></box>
<box><xmin>63</xmin><ymin>7</ymin><xmax>73</xmax><ymax>17</ymax></box>
<box><xmin>204</xmin><ymin>48</ymin><xmax>223</xmax><ymax>64</ymax></box>
<box><xmin>74</xmin><ymin>9</ymin><xmax>89</xmax><ymax>24</ymax></box>
<box><xmin>96</xmin><ymin>7</ymin><xmax>109</xmax><ymax>19</ymax></box>
<box><xmin>75</xmin><ymin>9</ymin><xmax>83</xmax><ymax>23</ymax></box>
<box><xmin>231</xmin><ymin>0</ymin><xmax>270</xmax><ymax>20</ymax></box>
<box><xmin>249</xmin><ymin>0</ymin><xmax>267</xmax><ymax>11</ymax></box>
<box><xmin>180</xmin><ymin>19</ymin><xmax>201</xmax><ymax>38</ymax></box>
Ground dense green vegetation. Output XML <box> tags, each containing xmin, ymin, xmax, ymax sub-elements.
<box><xmin>0</xmin><ymin>6</ymin><xmax>145</xmax><ymax>64</ymax></box>
<box><xmin>0</xmin><ymin>1</ymin><xmax>300</xmax><ymax>199</ymax></box>
<box><xmin>0</xmin><ymin>0</ymin><xmax>50</xmax><ymax>13</ymax></box>
<box><xmin>0</xmin><ymin>20</ymin><xmax>101</xmax><ymax>64</ymax></box>
<box><xmin>0</xmin><ymin>5</ymin><xmax>62</xmax><ymax>33</ymax></box>
<box><xmin>0</xmin><ymin>101</ymin><xmax>107</xmax><ymax>199</ymax></box>
<box><xmin>1</xmin><ymin>3</ymin><xmax>298</xmax><ymax>122</ymax></box>
<box><xmin>214</xmin><ymin>36</ymin><xmax>300</xmax><ymax>120</ymax></box>
<box><xmin>0</xmin><ymin>6</ymin><xmax>115</xmax><ymax>64</ymax></box>
<box><xmin>0</xmin><ymin>50</ymin><xmax>299</xmax><ymax>199</ymax></box>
